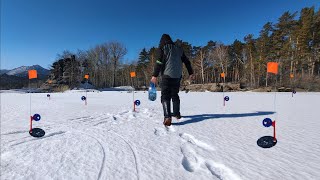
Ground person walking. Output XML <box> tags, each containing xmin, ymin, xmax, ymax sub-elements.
<box><xmin>151</xmin><ymin>34</ymin><xmax>194</xmax><ymax>126</ymax></box>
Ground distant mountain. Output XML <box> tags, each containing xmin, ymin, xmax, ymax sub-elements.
<box><xmin>0</xmin><ymin>69</ymin><xmax>10</xmax><ymax>75</ymax></box>
<box><xmin>0</xmin><ymin>65</ymin><xmax>50</xmax><ymax>90</ymax></box>
<box><xmin>6</xmin><ymin>65</ymin><xmax>50</xmax><ymax>77</ymax></box>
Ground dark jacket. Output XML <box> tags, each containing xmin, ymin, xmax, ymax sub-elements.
<box><xmin>152</xmin><ymin>43</ymin><xmax>193</xmax><ymax>78</ymax></box>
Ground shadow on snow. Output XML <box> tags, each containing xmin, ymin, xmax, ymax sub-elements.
<box><xmin>172</xmin><ymin>111</ymin><xmax>275</xmax><ymax>126</ymax></box>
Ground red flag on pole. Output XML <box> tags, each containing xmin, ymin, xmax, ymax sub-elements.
<box><xmin>28</xmin><ymin>70</ymin><xmax>37</xmax><ymax>79</ymax></box>
<box><xmin>267</xmin><ymin>62</ymin><xmax>278</xmax><ymax>74</ymax></box>
<box><xmin>130</xmin><ymin>72</ymin><xmax>136</xmax><ymax>78</ymax></box>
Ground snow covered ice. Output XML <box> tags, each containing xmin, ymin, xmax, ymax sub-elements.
<box><xmin>1</xmin><ymin>91</ymin><xmax>320</xmax><ymax>180</ymax></box>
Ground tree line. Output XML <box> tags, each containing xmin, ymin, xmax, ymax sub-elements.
<box><xmin>49</xmin><ymin>6</ymin><xmax>320</xmax><ymax>90</ymax></box>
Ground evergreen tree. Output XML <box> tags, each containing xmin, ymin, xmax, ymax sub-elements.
<box><xmin>137</xmin><ymin>48</ymin><xmax>149</xmax><ymax>86</ymax></box>
<box><xmin>229</xmin><ymin>39</ymin><xmax>245</xmax><ymax>82</ymax></box>
<box><xmin>244</xmin><ymin>34</ymin><xmax>256</xmax><ymax>87</ymax></box>
<box><xmin>257</xmin><ymin>22</ymin><xmax>273</xmax><ymax>86</ymax></box>
<box><xmin>271</xmin><ymin>11</ymin><xmax>297</xmax><ymax>85</ymax></box>
<box><xmin>297</xmin><ymin>7</ymin><xmax>315</xmax><ymax>76</ymax></box>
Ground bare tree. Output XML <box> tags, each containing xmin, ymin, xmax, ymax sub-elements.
<box><xmin>108</xmin><ymin>42</ymin><xmax>127</xmax><ymax>87</ymax></box>
<box><xmin>99</xmin><ymin>44</ymin><xmax>111</xmax><ymax>87</ymax></box>
<box><xmin>211</xmin><ymin>43</ymin><xmax>229</xmax><ymax>82</ymax></box>
<box><xmin>199</xmin><ymin>48</ymin><xmax>206</xmax><ymax>84</ymax></box>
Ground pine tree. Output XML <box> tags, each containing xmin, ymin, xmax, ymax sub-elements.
<box><xmin>257</xmin><ymin>22</ymin><xmax>273</xmax><ymax>86</ymax></box>
<box><xmin>312</xmin><ymin>8</ymin><xmax>320</xmax><ymax>75</ymax></box>
<box><xmin>229</xmin><ymin>40</ymin><xmax>245</xmax><ymax>83</ymax></box>
<box><xmin>271</xmin><ymin>11</ymin><xmax>297</xmax><ymax>85</ymax></box>
<box><xmin>244</xmin><ymin>34</ymin><xmax>256</xmax><ymax>87</ymax></box>
<box><xmin>298</xmin><ymin>7</ymin><xmax>314</xmax><ymax>76</ymax></box>
<box><xmin>137</xmin><ymin>48</ymin><xmax>149</xmax><ymax>86</ymax></box>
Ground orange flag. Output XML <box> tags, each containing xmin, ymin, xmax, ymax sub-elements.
<box><xmin>220</xmin><ymin>73</ymin><xmax>225</xmax><ymax>78</ymax></box>
<box><xmin>130</xmin><ymin>72</ymin><xmax>136</xmax><ymax>78</ymax></box>
<box><xmin>267</xmin><ymin>62</ymin><xmax>278</xmax><ymax>74</ymax></box>
<box><xmin>28</xmin><ymin>70</ymin><xmax>37</xmax><ymax>79</ymax></box>
<box><xmin>84</xmin><ymin>74</ymin><xmax>89</xmax><ymax>79</ymax></box>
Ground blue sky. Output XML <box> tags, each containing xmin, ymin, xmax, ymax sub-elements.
<box><xmin>1</xmin><ymin>0</ymin><xmax>319</xmax><ymax>69</ymax></box>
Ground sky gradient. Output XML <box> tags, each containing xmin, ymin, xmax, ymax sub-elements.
<box><xmin>1</xmin><ymin>0</ymin><xmax>319</xmax><ymax>69</ymax></box>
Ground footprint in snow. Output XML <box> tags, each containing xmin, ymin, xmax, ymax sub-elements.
<box><xmin>180</xmin><ymin>144</ymin><xmax>203</xmax><ymax>172</ymax></box>
<box><xmin>154</xmin><ymin>126</ymin><xmax>175</xmax><ymax>136</ymax></box>
<box><xmin>179</xmin><ymin>133</ymin><xmax>215</xmax><ymax>151</ymax></box>
<box><xmin>205</xmin><ymin>160</ymin><xmax>242</xmax><ymax>180</ymax></box>
<box><xmin>179</xmin><ymin>134</ymin><xmax>241</xmax><ymax>179</ymax></box>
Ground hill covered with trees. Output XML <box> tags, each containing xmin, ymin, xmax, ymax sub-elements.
<box><xmin>47</xmin><ymin>6</ymin><xmax>320</xmax><ymax>91</ymax></box>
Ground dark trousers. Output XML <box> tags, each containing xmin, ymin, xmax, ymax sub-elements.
<box><xmin>161</xmin><ymin>78</ymin><xmax>181</xmax><ymax>118</ymax></box>
<box><xmin>161</xmin><ymin>78</ymin><xmax>180</xmax><ymax>102</ymax></box>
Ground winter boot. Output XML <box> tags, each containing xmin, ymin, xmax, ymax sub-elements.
<box><xmin>163</xmin><ymin>117</ymin><xmax>172</xmax><ymax>126</ymax></box>
<box><xmin>172</xmin><ymin>99</ymin><xmax>181</xmax><ymax>119</ymax></box>
<box><xmin>162</xmin><ymin>101</ymin><xmax>172</xmax><ymax>126</ymax></box>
